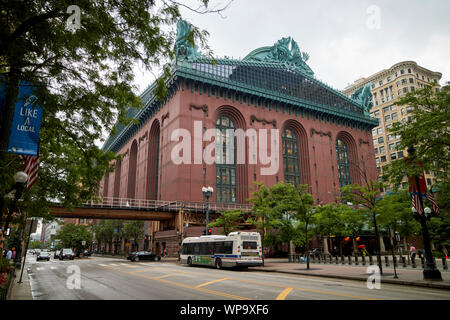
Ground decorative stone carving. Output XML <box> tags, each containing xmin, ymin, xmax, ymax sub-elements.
<box><xmin>189</xmin><ymin>104</ymin><xmax>208</xmax><ymax>116</ymax></box>
<box><xmin>359</xmin><ymin>138</ymin><xmax>370</xmax><ymax>146</ymax></box>
<box><xmin>310</xmin><ymin>128</ymin><xmax>331</xmax><ymax>138</ymax></box>
<box><xmin>250</xmin><ymin>115</ymin><xmax>277</xmax><ymax>127</ymax></box>
<box><xmin>174</xmin><ymin>19</ymin><xmax>201</xmax><ymax>61</ymax></box>
<box><xmin>123</xmin><ymin>149</ymin><xmax>129</xmax><ymax>157</ymax></box>
<box><xmin>138</xmin><ymin>132</ymin><xmax>148</xmax><ymax>144</ymax></box>
<box><xmin>161</xmin><ymin>112</ymin><xmax>170</xmax><ymax>127</ymax></box>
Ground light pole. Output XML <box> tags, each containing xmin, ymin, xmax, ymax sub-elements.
<box><xmin>408</xmin><ymin>147</ymin><xmax>442</xmax><ymax>281</ymax></box>
<box><xmin>202</xmin><ymin>186</ymin><xmax>213</xmax><ymax>235</ymax></box>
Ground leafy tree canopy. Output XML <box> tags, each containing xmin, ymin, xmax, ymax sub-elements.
<box><xmin>0</xmin><ymin>0</ymin><xmax>228</xmax><ymax>221</ymax></box>
<box><xmin>54</xmin><ymin>222</ymin><xmax>93</xmax><ymax>251</ymax></box>
<box><xmin>208</xmin><ymin>209</ymin><xmax>244</xmax><ymax>235</ymax></box>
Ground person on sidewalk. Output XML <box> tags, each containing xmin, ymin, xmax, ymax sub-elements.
<box><xmin>163</xmin><ymin>248</ymin><xmax>167</xmax><ymax>259</ymax></box>
<box><xmin>6</xmin><ymin>249</ymin><xmax>12</xmax><ymax>260</ymax></box>
<box><xmin>410</xmin><ymin>246</ymin><xmax>416</xmax><ymax>260</ymax></box>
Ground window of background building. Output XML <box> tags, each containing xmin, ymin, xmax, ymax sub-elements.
<box><xmin>379</xmin><ymin>80</ymin><xmax>383</xmax><ymax>86</ymax></box>
<box><xmin>376</xmin><ymin>157</ymin><xmax>380</xmax><ymax>165</ymax></box>
<box><xmin>383</xmin><ymin>106</ymin><xmax>389</xmax><ymax>113</ymax></box>
<box><xmin>426</xmin><ymin>178</ymin><xmax>432</xmax><ymax>186</ymax></box>
<box><xmin>374</xmin><ymin>110</ymin><xmax>380</xmax><ymax>117</ymax></box>
<box><xmin>400</xmin><ymin>69</ymin><xmax>404</xmax><ymax>74</ymax></box>
<box><xmin>374</xmin><ymin>148</ymin><xmax>378</xmax><ymax>154</ymax></box>
<box><xmin>378</xmin><ymin>136</ymin><xmax>384</xmax><ymax>144</ymax></box>
<box><xmin>391</xmin><ymin>153</ymin><xmax>397</xmax><ymax>160</ymax></box>
<box><xmin>392</xmin><ymin>112</ymin><xmax>398</xmax><ymax>121</ymax></box>
<box><xmin>408</xmin><ymin>68</ymin><xmax>411</xmax><ymax>73</ymax></box>
<box><xmin>377</xmin><ymin>167</ymin><xmax>381</xmax><ymax>174</ymax></box>
<box><xmin>398</xmin><ymin>90</ymin><xmax>401</xmax><ymax>96</ymax></box>
<box><xmin>384</xmin><ymin>115</ymin><xmax>391</xmax><ymax>122</ymax></box>
<box><xmin>397</xmin><ymin>151</ymin><xmax>404</xmax><ymax>159</ymax></box>
<box><xmin>381</xmin><ymin>156</ymin><xmax>386</xmax><ymax>162</ymax></box>
<box><xmin>411</xmin><ymin>87</ymin><xmax>415</xmax><ymax>92</ymax></box>
<box><xmin>377</xmin><ymin>127</ymin><xmax>383</xmax><ymax>135</ymax></box>
<box><xmin>389</xmin><ymin>143</ymin><xmax>395</xmax><ymax>150</ymax></box>
<box><xmin>373</xmin><ymin>138</ymin><xmax>378</xmax><ymax>146</ymax></box>
<box><xmin>401</xmin><ymin>108</ymin><xmax>405</xmax><ymax>115</ymax></box>
<box><xmin>409</xmin><ymin>78</ymin><xmax>414</xmax><ymax>83</ymax></box>
<box><xmin>387</xmin><ymin>76</ymin><xmax>391</xmax><ymax>81</ymax></box>
<box><xmin>391</xmin><ymin>105</ymin><xmax>396</xmax><ymax>111</ymax></box>
<box><xmin>379</xmin><ymin>146</ymin><xmax>385</xmax><ymax>153</ymax></box>
<box><xmin>372</xmin><ymin>129</ymin><xmax>377</xmax><ymax>136</ymax></box>
<box><xmin>216</xmin><ymin>115</ymin><xmax>237</xmax><ymax>203</ymax></box>
<box><xmin>401</xmin><ymin>79</ymin><xmax>407</xmax><ymax>85</ymax></box>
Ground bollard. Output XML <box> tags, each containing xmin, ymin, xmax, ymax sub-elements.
<box><xmin>348</xmin><ymin>255</ymin><xmax>352</xmax><ymax>265</ymax></box>
<box><xmin>318</xmin><ymin>255</ymin><xmax>321</xmax><ymax>264</ymax></box>
<box><xmin>442</xmin><ymin>257</ymin><xmax>448</xmax><ymax>271</ymax></box>
<box><xmin>393</xmin><ymin>256</ymin><xmax>397</xmax><ymax>268</ymax></box>
<box><xmin>369</xmin><ymin>255</ymin><xmax>373</xmax><ymax>265</ymax></box>
<box><xmin>421</xmin><ymin>257</ymin><xmax>425</xmax><ymax>269</ymax></box>
<box><xmin>335</xmin><ymin>256</ymin><xmax>339</xmax><ymax>264</ymax></box>
<box><xmin>385</xmin><ymin>256</ymin><xmax>390</xmax><ymax>267</ymax></box>
<box><xmin>402</xmin><ymin>256</ymin><xmax>407</xmax><ymax>268</ymax></box>
<box><xmin>312</xmin><ymin>255</ymin><xmax>315</xmax><ymax>263</ymax></box>
<box><xmin>412</xmin><ymin>257</ymin><xmax>416</xmax><ymax>268</ymax></box>
<box><xmin>341</xmin><ymin>255</ymin><xmax>345</xmax><ymax>265</ymax></box>
<box><xmin>355</xmin><ymin>255</ymin><xmax>359</xmax><ymax>266</ymax></box>
<box><xmin>362</xmin><ymin>255</ymin><xmax>366</xmax><ymax>266</ymax></box>
<box><xmin>288</xmin><ymin>254</ymin><xmax>292</xmax><ymax>262</ymax></box>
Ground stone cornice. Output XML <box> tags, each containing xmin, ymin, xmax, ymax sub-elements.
<box><xmin>250</xmin><ymin>115</ymin><xmax>277</xmax><ymax>127</ymax></box>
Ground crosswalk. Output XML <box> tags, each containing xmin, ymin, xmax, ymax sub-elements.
<box><xmin>30</xmin><ymin>261</ymin><xmax>161</xmax><ymax>272</ymax></box>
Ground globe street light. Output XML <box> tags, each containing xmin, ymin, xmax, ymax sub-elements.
<box><xmin>202</xmin><ymin>186</ymin><xmax>213</xmax><ymax>235</ymax></box>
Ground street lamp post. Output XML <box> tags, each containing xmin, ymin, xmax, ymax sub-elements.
<box><xmin>202</xmin><ymin>186</ymin><xmax>213</xmax><ymax>235</ymax></box>
<box><xmin>408</xmin><ymin>147</ymin><xmax>442</xmax><ymax>281</ymax></box>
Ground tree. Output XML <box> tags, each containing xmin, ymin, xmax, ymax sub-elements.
<box><xmin>0</xmin><ymin>1</ymin><xmax>229</xmax><ymax>222</ymax></box>
<box><xmin>314</xmin><ymin>203</ymin><xmax>367</xmax><ymax>256</ymax></box>
<box><xmin>208</xmin><ymin>209</ymin><xmax>244</xmax><ymax>235</ymax></box>
<box><xmin>92</xmin><ymin>220</ymin><xmax>122</xmax><ymax>254</ymax></box>
<box><xmin>382</xmin><ymin>85</ymin><xmax>449</xmax><ymax>212</ymax></box>
<box><xmin>340</xmin><ymin>180</ymin><xmax>385</xmax><ymax>274</ymax></box>
<box><xmin>54</xmin><ymin>223</ymin><xmax>93</xmax><ymax>253</ymax></box>
<box><xmin>122</xmin><ymin>221</ymin><xmax>144</xmax><ymax>251</ymax></box>
<box><xmin>375</xmin><ymin>190</ymin><xmax>421</xmax><ymax>259</ymax></box>
<box><xmin>29</xmin><ymin>240</ymin><xmax>42</xmax><ymax>249</ymax></box>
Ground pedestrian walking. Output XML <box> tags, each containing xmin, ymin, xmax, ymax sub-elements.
<box><xmin>163</xmin><ymin>248</ymin><xmax>167</xmax><ymax>259</ymax></box>
<box><xmin>410</xmin><ymin>246</ymin><xmax>416</xmax><ymax>260</ymax></box>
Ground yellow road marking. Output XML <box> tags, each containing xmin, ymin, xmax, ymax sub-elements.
<box><xmin>154</xmin><ymin>272</ymin><xmax>185</xmax><ymax>279</ymax></box>
<box><xmin>196</xmin><ymin>278</ymin><xmax>228</xmax><ymax>288</ymax></box>
<box><xmin>102</xmin><ymin>266</ymin><xmax>249</xmax><ymax>300</ymax></box>
<box><xmin>276</xmin><ymin>287</ymin><xmax>293</xmax><ymax>300</ymax></box>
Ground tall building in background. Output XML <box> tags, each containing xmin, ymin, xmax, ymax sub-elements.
<box><xmin>343</xmin><ymin>61</ymin><xmax>442</xmax><ymax>191</ymax></box>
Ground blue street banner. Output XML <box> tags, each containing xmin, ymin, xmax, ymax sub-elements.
<box><xmin>7</xmin><ymin>81</ymin><xmax>43</xmax><ymax>156</ymax></box>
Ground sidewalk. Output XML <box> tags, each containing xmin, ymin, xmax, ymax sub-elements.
<box><xmin>7</xmin><ymin>266</ymin><xmax>33</xmax><ymax>300</ymax></box>
<box><xmin>251</xmin><ymin>259</ymin><xmax>450</xmax><ymax>290</ymax></box>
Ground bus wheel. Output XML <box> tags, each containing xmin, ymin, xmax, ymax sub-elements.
<box><xmin>215</xmin><ymin>258</ymin><xmax>222</xmax><ymax>269</ymax></box>
<box><xmin>188</xmin><ymin>257</ymin><xmax>193</xmax><ymax>267</ymax></box>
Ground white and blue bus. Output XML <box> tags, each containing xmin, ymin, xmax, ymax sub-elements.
<box><xmin>180</xmin><ymin>231</ymin><xmax>263</xmax><ymax>269</ymax></box>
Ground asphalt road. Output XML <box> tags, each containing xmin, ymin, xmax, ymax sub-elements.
<box><xmin>25</xmin><ymin>254</ymin><xmax>450</xmax><ymax>300</ymax></box>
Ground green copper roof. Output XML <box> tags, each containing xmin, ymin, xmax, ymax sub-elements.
<box><xmin>103</xmin><ymin>27</ymin><xmax>378</xmax><ymax>153</ymax></box>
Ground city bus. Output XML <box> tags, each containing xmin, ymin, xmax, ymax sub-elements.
<box><xmin>180</xmin><ymin>231</ymin><xmax>263</xmax><ymax>269</ymax></box>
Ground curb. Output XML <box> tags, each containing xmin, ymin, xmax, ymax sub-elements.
<box><xmin>251</xmin><ymin>268</ymin><xmax>450</xmax><ymax>290</ymax></box>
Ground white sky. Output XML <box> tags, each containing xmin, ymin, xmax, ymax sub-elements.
<box><xmin>133</xmin><ymin>0</ymin><xmax>450</xmax><ymax>94</ymax></box>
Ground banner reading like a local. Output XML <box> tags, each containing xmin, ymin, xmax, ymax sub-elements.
<box><xmin>8</xmin><ymin>81</ymin><xmax>43</xmax><ymax>156</ymax></box>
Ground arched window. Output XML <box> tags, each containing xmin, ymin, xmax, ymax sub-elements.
<box><xmin>336</xmin><ymin>139</ymin><xmax>351</xmax><ymax>187</ymax></box>
<box><xmin>216</xmin><ymin>115</ymin><xmax>236</xmax><ymax>203</ymax></box>
<box><xmin>282</xmin><ymin>129</ymin><xmax>300</xmax><ymax>186</ymax></box>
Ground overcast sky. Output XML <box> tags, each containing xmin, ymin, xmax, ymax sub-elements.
<box><xmin>132</xmin><ymin>0</ymin><xmax>450</xmax><ymax>94</ymax></box>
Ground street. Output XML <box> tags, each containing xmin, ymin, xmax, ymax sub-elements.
<box><xmin>25</xmin><ymin>255</ymin><xmax>450</xmax><ymax>300</ymax></box>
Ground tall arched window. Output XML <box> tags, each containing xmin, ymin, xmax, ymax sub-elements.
<box><xmin>282</xmin><ymin>128</ymin><xmax>300</xmax><ymax>186</ymax></box>
<box><xmin>336</xmin><ymin>139</ymin><xmax>351</xmax><ymax>187</ymax></box>
<box><xmin>216</xmin><ymin>115</ymin><xmax>236</xmax><ymax>203</ymax></box>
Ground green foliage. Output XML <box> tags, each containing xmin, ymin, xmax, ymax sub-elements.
<box><xmin>29</xmin><ymin>240</ymin><xmax>42</xmax><ymax>249</ymax></box>
<box><xmin>375</xmin><ymin>189</ymin><xmax>420</xmax><ymax>237</ymax></box>
<box><xmin>314</xmin><ymin>203</ymin><xmax>367</xmax><ymax>237</ymax></box>
<box><xmin>122</xmin><ymin>221</ymin><xmax>144</xmax><ymax>248</ymax></box>
<box><xmin>0</xmin><ymin>0</ymin><xmax>220</xmax><ymax>218</ymax></box>
<box><xmin>382</xmin><ymin>85</ymin><xmax>449</xmax><ymax>213</ymax></box>
<box><xmin>92</xmin><ymin>220</ymin><xmax>122</xmax><ymax>246</ymax></box>
<box><xmin>208</xmin><ymin>209</ymin><xmax>244</xmax><ymax>235</ymax></box>
<box><xmin>54</xmin><ymin>223</ymin><xmax>93</xmax><ymax>252</ymax></box>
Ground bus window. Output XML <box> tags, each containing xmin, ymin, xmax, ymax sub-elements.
<box><xmin>194</xmin><ymin>243</ymin><xmax>200</xmax><ymax>254</ymax></box>
<box><xmin>200</xmin><ymin>242</ymin><xmax>208</xmax><ymax>255</ymax></box>
<box><xmin>214</xmin><ymin>242</ymin><xmax>224</xmax><ymax>254</ymax></box>
<box><xmin>242</xmin><ymin>241</ymin><xmax>257</xmax><ymax>249</ymax></box>
<box><xmin>224</xmin><ymin>241</ymin><xmax>233</xmax><ymax>254</ymax></box>
<box><xmin>187</xmin><ymin>243</ymin><xmax>194</xmax><ymax>255</ymax></box>
<box><xmin>207</xmin><ymin>242</ymin><xmax>214</xmax><ymax>254</ymax></box>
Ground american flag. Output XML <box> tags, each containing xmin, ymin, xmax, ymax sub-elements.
<box><xmin>21</xmin><ymin>155</ymin><xmax>39</xmax><ymax>189</ymax></box>
<box><xmin>426</xmin><ymin>191</ymin><xmax>439</xmax><ymax>214</ymax></box>
<box><xmin>410</xmin><ymin>191</ymin><xmax>423</xmax><ymax>215</ymax></box>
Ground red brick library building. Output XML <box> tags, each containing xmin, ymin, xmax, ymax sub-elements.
<box><xmin>98</xmin><ymin>28</ymin><xmax>378</xmax><ymax>256</ymax></box>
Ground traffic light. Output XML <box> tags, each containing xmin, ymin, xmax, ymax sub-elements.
<box><xmin>208</xmin><ymin>228</ymin><xmax>212</xmax><ymax>235</ymax></box>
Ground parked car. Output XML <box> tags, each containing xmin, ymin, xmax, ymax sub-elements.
<box><xmin>37</xmin><ymin>251</ymin><xmax>51</xmax><ymax>261</ymax></box>
<box><xmin>83</xmin><ymin>250</ymin><xmax>91</xmax><ymax>257</ymax></box>
<box><xmin>54</xmin><ymin>250</ymin><xmax>61</xmax><ymax>259</ymax></box>
<box><xmin>127</xmin><ymin>251</ymin><xmax>161</xmax><ymax>262</ymax></box>
<box><xmin>33</xmin><ymin>249</ymin><xmax>40</xmax><ymax>255</ymax></box>
<box><xmin>59</xmin><ymin>248</ymin><xmax>75</xmax><ymax>260</ymax></box>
